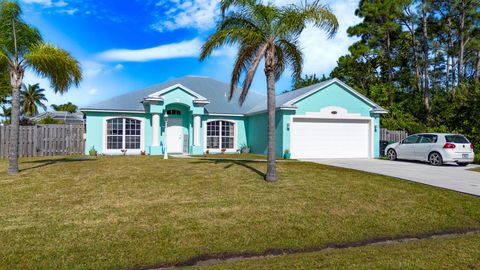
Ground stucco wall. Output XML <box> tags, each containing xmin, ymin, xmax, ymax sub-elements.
<box><xmin>84</xmin><ymin>111</ymin><xmax>152</xmax><ymax>155</ymax></box>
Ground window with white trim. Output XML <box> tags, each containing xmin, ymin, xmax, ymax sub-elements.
<box><xmin>207</xmin><ymin>120</ymin><xmax>235</xmax><ymax>149</ymax></box>
<box><xmin>106</xmin><ymin>118</ymin><xmax>141</xmax><ymax>149</ymax></box>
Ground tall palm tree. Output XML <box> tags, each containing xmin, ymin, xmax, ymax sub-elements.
<box><xmin>50</xmin><ymin>102</ymin><xmax>78</xmax><ymax>113</ymax></box>
<box><xmin>21</xmin><ymin>83</ymin><xmax>47</xmax><ymax>116</ymax></box>
<box><xmin>0</xmin><ymin>1</ymin><xmax>82</xmax><ymax>174</ymax></box>
<box><xmin>200</xmin><ymin>0</ymin><xmax>338</xmax><ymax>181</ymax></box>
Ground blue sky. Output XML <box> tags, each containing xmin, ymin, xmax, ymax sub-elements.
<box><xmin>21</xmin><ymin>0</ymin><xmax>360</xmax><ymax>110</ymax></box>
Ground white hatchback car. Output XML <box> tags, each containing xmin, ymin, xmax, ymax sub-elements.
<box><xmin>385</xmin><ymin>133</ymin><xmax>475</xmax><ymax>166</ymax></box>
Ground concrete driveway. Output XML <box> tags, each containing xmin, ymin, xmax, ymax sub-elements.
<box><xmin>303</xmin><ymin>158</ymin><xmax>480</xmax><ymax>196</ymax></box>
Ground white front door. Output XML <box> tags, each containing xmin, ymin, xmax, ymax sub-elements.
<box><xmin>290</xmin><ymin>118</ymin><xmax>371</xmax><ymax>159</ymax></box>
<box><xmin>167</xmin><ymin>118</ymin><xmax>183</xmax><ymax>153</ymax></box>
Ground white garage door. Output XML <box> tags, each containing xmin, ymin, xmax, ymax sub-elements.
<box><xmin>290</xmin><ymin>118</ymin><xmax>371</xmax><ymax>159</ymax></box>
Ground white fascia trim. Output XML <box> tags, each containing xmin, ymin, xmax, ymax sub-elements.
<box><xmin>291</xmin><ymin>115</ymin><xmax>372</xmax><ymax>121</ymax></box>
<box><xmin>370</xmin><ymin>108</ymin><xmax>389</xmax><ymax>114</ymax></box>
<box><xmin>193</xmin><ymin>99</ymin><xmax>210</xmax><ymax>104</ymax></box>
<box><xmin>147</xmin><ymin>83</ymin><xmax>209</xmax><ymax>101</ymax></box>
<box><xmin>206</xmin><ymin>113</ymin><xmax>244</xmax><ymax>117</ymax></box>
<box><xmin>144</xmin><ymin>97</ymin><xmax>164</xmax><ymax>102</ymax></box>
<box><xmin>245</xmin><ymin>106</ymin><xmax>297</xmax><ymax>116</ymax></box>
<box><xmin>284</xmin><ymin>78</ymin><xmax>387</xmax><ymax>112</ymax></box>
<box><xmin>81</xmin><ymin>109</ymin><xmax>146</xmax><ymax>114</ymax></box>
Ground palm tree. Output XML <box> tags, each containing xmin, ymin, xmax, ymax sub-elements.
<box><xmin>21</xmin><ymin>83</ymin><xmax>47</xmax><ymax>116</ymax></box>
<box><xmin>0</xmin><ymin>1</ymin><xmax>82</xmax><ymax>174</ymax></box>
<box><xmin>50</xmin><ymin>102</ymin><xmax>78</xmax><ymax>113</ymax></box>
<box><xmin>200</xmin><ymin>0</ymin><xmax>338</xmax><ymax>181</ymax></box>
<box><xmin>0</xmin><ymin>105</ymin><xmax>10</xmax><ymax>123</ymax></box>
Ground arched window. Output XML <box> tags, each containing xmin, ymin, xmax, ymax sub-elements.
<box><xmin>206</xmin><ymin>120</ymin><xmax>235</xmax><ymax>149</ymax></box>
<box><xmin>167</xmin><ymin>109</ymin><xmax>181</xmax><ymax>115</ymax></box>
<box><xmin>106</xmin><ymin>118</ymin><xmax>141</xmax><ymax>150</ymax></box>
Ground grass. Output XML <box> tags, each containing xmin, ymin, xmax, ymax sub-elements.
<box><xmin>191</xmin><ymin>153</ymin><xmax>284</xmax><ymax>160</ymax></box>
<box><xmin>190</xmin><ymin>233</ymin><xmax>480</xmax><ymax>269</ymax></box>
<box><xmin>470</xmin><ymin>167</ymin><xmax>480</xmax><ymax>172</ymax></box>
<box><xmin>1</xmin><ymin>156</ymin><xmax>480</xmax><ymax>269</ymax></box>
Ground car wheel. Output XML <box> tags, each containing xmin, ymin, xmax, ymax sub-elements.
<box><xmin>429</xmin><ymin>152</ymin><xmax>443</xmax><ymax>166</ymax></box>
<box><xmin>457</xmin><ymin>162</ymin><xmax>469</xmax><ymax>167</ymax></box>
<box><xmin>387</xmin><ymin>149</ymin><xmax>397</xmax><ymax>161</ymax></box>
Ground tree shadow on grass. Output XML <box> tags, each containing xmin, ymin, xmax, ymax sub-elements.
<box><xmin>191</xmin><ymin>158</ymin><xmax>266</xmax><ymax>179</ymax></box>
<box><xmin>20</xmin><ymin>157</ymin><xmax>95</xmax><ymax>172</ymax></box>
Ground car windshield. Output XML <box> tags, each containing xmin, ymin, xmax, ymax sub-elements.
<box><xmin>445</xmin><ymin>135</ymin><xmax>469</xmax><ymax>144</ymax></box>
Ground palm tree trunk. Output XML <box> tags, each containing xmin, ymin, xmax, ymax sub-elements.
<box><xmin>8</xmin><ymin>67</ymin><xmax>23</xmax><ymax>174</ymax></box>
<box><xmin>265</xmin><ymin>46</ymin><xmax>277</xmax><ymax>182</ymax></box>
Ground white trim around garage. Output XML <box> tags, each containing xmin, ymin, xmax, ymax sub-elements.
<box><xmin>289</xmin><ymin>106</ymin><xmax>374</xmax><ymax>159</ymax></box>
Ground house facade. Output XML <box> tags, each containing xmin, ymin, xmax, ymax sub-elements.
<box><xmin>81</xmin><ymin>76</ymin><xmax>387</xmax><ymax>158</ymax></box>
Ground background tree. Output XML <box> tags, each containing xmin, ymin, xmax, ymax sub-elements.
<box><xmin>291</xmin><ymin>73</ymin><xmax>330</xmax><ymax>90</ymax></box>
<box><xmin>0</xmin><ymin>1</ymin><xmax>82</xmax><ymax>174</ymax></box>
<box><xmin>0</xmin><ymin>105</ymin><xmax>10</xmax><ymax>123</ymax></box>
<box><xmin>201</xmin><ymin>0</ymin><xmax>338</xmax><ymax>181</ymax></box>
<box><xmin>330</xmin><ymin>0</ymin><xmax>480</xmax><ymax>156</ymax></box>
<box><xmin>50</xmin><ymin>102</ymin><xmax>78</xmax><ymax>113</ymax></box>
<box><xmin>20</xmin><ymin>83</ymin><xmax>47</xmax><ymax>116</ymax></box>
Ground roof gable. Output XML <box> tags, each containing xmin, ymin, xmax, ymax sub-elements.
<box><xmin>145</xmin><ymin>83</ymin><xmax>209</xmax><ymax>102</ymax></box>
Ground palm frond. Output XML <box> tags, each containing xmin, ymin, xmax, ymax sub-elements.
<box><xmin>220</xmin><ymin>0</ymin><xmax>256</xmax><ymax>17</ymax></box>
<box><xmin>0</xmin><ymin>1</ymin><xmax>42</xmax><ymax>58</ymax></box>
<box><xmin>24</xmin><ymin>43</ymin><xmax>82</xmax><ymax>94</ymax></box>
<box><xmin>240</xmin><ymin>43</ymin><xmax>267</xmax><ymax>104</ymax></box>
<box><xmin>229</xmin><ymin>44</ymin><xmax>258</xmax><ymax>100</ymax></box>
<box><xmin>278</xmin><ymin>38</ymin><xmax>303</xmax><ymax>81</ymax></box>
<box><xmin>278</xmin><ymin>1</ymin><xmax>338</xmax><ymax>38</ymax></box>
<box><xmin>200</xmin><ymin>28</ymin><xmax>264</xmax><ymax>60</ymax></box>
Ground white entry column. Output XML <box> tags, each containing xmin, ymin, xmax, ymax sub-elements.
<box><xmin>193</xmin><ymin>115</ymin><xmax>201</xmax><ymax>146</ymax></box>
<box><xmin>152</xmin><ymin>113</ymin><xmax>160</xmax><ymax>146</ymax></box>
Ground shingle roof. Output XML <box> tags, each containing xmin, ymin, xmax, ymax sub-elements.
<box><xmin>30</xmin><ymin>111</ymin><xmax>84</xmax><ymax>124</ymax></box>
<box><xmin>81</xmin><ymin>76</ymin><xmax>387</xmax><ymax>115</ymax></box>
<box><xmin>81</xmin><ymin>76</ymin><xmax>266</xmax><ymax>114</ymax></box>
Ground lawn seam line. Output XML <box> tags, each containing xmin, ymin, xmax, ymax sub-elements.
<box><xmin>134</xmin><ymin>228</ymin><xmax>480</xmax><ymax>270</ymax></box>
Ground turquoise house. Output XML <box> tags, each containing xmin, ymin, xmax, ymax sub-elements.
<box><xmin>81</xmin><ymin>76</ymin><xmax>387</xmax><ymax>158</ymax></box>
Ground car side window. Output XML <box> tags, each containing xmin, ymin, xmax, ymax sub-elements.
<box><xmin>403</xmin><ymin>135</ymin><xmax>419</xmax><ymax>144</ymax></box>
<box><xmin>419</xmin><ymin>135</ymin><xmax>437</xmax><ymax>144</ymax></box>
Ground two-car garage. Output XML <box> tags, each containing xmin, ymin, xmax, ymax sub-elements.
<box><xmin>289</xmin><ymin>114</ymin><xmax>373</xmax><ymax>159</ymax></box>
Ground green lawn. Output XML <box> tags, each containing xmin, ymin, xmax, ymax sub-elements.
<box><xmin>191</xmin><ymin>233</ymin><xmax>480</xmax><ymax>269</ymax></box>
<box><xmin>191</xmin><ymin>153</ymin><xmax>284</xmax><ymax>160</ymax></box>
<box><xmin>1</xmin><ymin>156</ymin><xmax>480</xmax><ymax>270</ymax></box>
<box><xmin>470</xmin><ymin>167</ymin><xmax>480</xmax><ymax>172</ymax></box>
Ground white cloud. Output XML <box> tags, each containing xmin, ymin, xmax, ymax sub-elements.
<box><xmin>88</xmin><ymin>88</ymin><xmax>98</xmax><ymax>96</ymax></box>
<box><xmin>82</xmin><ymin>61</ymin><xmax>105</xmax><ymax>78</ymax></box>
<box><xmin>147</xmin><ymin>0</ymin><xmax>359</xmax><ymax>76</ymax></box>
<box><xmin>113</xmin><ymin>64</ymin><xmax>124</xmax><ymax>71</ymax></box>
<box><xmin>298</xmin><ymin>0</ymin><xmax>360</xmax><ymax>75</ymax></box>
<box><xmin>20</xmin><ymin>0</ymin><xmax>52</xmax><ymax>6</ymax></box>
<box><xmin>98</xmin><ymin>38</ymin><xmax>203</xmax><ymax>62</ymax></box>
<box><xmin>54</xmin><ymin>0</ymin><xmax>68</xmax><ymax>7</ymax></box>
<box><xmin>59</xmin><ymin>8</ymin><xmax>78</xmax><ymax>15</ymax></box>
<box><xmin>151</xmin><ymin>0</ymin><xmax>219</xmax><ymax>32</ymax></box>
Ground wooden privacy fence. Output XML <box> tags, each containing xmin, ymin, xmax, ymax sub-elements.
<box><xmin>0</xmin><ymin>124</ymin><xmax>85</xmax><ymax>157</ymax></box>
<box><xmin>380</xmin><ymin>128</ymin><xmax>408</xmax><ymax>142</ymax></box>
